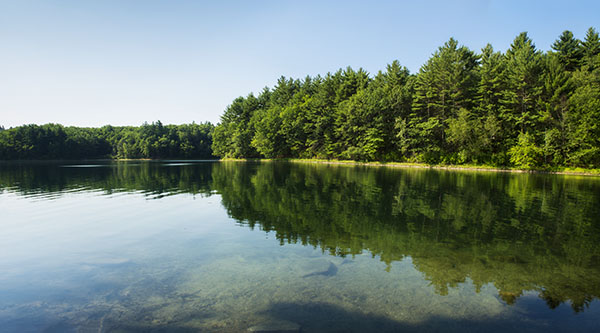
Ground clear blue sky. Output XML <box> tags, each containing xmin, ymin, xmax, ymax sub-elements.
<box><xmin>1</xmin><ymin>0</ymin><xmax>598</xmax><ymax>127</ymax></box>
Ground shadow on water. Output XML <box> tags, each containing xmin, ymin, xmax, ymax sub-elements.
<box><xmin>65</xmin><ymin>301</ymin><xmax>554</xmax><ymax>333</ymax></box>
<box><xmin>258</xmin><ymin>301</ymin><xmax>536</xmax><ymax>333</ymax></box>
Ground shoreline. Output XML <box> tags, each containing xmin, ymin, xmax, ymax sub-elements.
<box><xmin>220</xmin><ymin>158</ymin><xmax>600</xmax><ymax>177</ymax></box>
<box><xmin>2</xmin><ymin>157</ymin><xmax>599</xmax><ymax>177</ymax></box>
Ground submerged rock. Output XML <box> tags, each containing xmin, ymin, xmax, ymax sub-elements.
<box><xmin>341</xmin><ymin>258</ymin><xmax>353</xmax><ymax>265</ymax></box>
<box><xmin>301</xmin><ymin>259</ymin><xmax>338</xmax><ymax>278</ymax></box>
<box><xmin>247</xmin><ymin>319</ymin><xmax>301</xmax><ymax>332</ymax></box>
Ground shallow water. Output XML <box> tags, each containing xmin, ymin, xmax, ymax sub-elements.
<box><xmin>0</xmin><ymin>161</ymin><xmax>599</xmax><ymax>332</ymax></box>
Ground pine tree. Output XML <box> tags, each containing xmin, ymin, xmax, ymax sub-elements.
<box><xmin>478</xmin><ymin>44</ymin><xmax>506</xmax><ymax>116</ymax></box>
<box><xmin>540</xmin><ymin>53</ymin><xmax>574</xmax><ymax>165</ymax></box>
<box><xmin>362</xmin><ymin>61</ymin><xmax>412</xmax><ymax>161</ymax></box>
<box><xmin>212</xmin><ymin>94</ymin><xmax>262</xmax><ymax>158</ymax></box>
<box><xmin>551</xmin><ymin>30</ymin><xmax>582</xmax><ymax>71</ymax></box>
<box><xmin>580</xmin><ymin>27</ymin><xmax>600</xmax><ymax>70</ymax></box>
<box><xmin>412</xmin><ymin>38</ymin><xmax>479</xmax><ymax>160</ymax></box>
<box><xmin>501</xmin><ymin>32</ymin><xmax>543</xmax><ymax>138</ymax></box>
<box><xmin>476</xmin><ymin>44</ymin><xmax>507</xmax><ymax>162</ymax></box>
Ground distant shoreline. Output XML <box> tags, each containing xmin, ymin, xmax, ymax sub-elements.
<box><xmin>0</xmin><ymin>158</ymin><xmax>218</xmax><ymax>164</ymax></box>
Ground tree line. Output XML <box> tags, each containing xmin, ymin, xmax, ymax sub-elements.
<box><xmin>0</xmin><ymin>121</ymin><xmax>214</xmax><ymax>159</ymax></box>
<box><xmin>212</xmin><ymin>28</ymin><xmax>600</xmax><ymax>169</ymax></box>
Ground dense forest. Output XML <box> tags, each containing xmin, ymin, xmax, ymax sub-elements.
<box><xmin>0</xmin><ymin>121</ymin><xmax>214</xmax><ymax>159</ymax></box>
<box><xmin>2</xmin><ymin>29</ymin><xmax>598</xmax><ymax>167</ymax></box>
<box><xmin>212</xmin><ymin>28</ymin><xmax>600</xmax><ymax>169</ymax></box>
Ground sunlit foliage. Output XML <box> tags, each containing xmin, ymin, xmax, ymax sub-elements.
<box><xmin>213</xmin><ymin>28</ymin><xmax>600</xmax><ymax>168</ymax></box>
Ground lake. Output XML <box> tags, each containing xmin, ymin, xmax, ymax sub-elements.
<box><xmin>1</xmin><ymin>161</ymin><xmax>599</xmax><ymax>332</ymax></box>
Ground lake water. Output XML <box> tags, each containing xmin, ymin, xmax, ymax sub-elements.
<box><xmin>1</xmin><ymin>161</ymin><xmax>599</xmax><ymax>332</ymax></box>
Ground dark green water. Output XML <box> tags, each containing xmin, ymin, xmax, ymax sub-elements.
<box><xmin>1</xmin><ymin>161</ymin><xmax>599</xmax><ymax>332</ymax></box>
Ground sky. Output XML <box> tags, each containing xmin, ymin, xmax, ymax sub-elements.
<box><xmin>1</xmin><ymin>0</ymin><xmax>599</xmax><ymax>128</ymax></box>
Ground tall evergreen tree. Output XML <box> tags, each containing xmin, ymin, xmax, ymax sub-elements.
<box><xmin>476</xmin><ymin>44</ymin><xmax>507</xmax><ymax>162</ymax></box>
<box><xmin>540</xmin><ymin>53</ymin><xmax>574</xmax><ymax>165</ymax></box>
<box><xmin>501</xmin><ymin>32</ymin><xmax>544</xmax><ymax>137</ymax></box>
<box><xmin>551</xmin><ymin>30</ymin><xmax>583</xmax><ymax>71</ymax></box>
<box><xmin>566</xmin><ymin>55</ymin><xmax>600</xmax><ymax>166</ymax></box>
<box><xmin>412</xmin><ymin>38</ymin><xmax>479</xmax><ymax>161</ymax></box>
<box><xmin>372</xmin><ymin>61</ymin><xmax>413</xmax><ymax>160</ymax></box>
<box><xmin>279</xmin><ymin>76</ymin><xmax>321</xmax><ymax>158</ymax></box>
<box><xmin>580</xmin><ymin>27</ymin><xmax>600</xmax><ymax>69</ymax></box>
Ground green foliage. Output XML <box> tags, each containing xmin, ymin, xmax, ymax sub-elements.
<box><xmin>445</xmin><ymin>108</ymin><xmax>484</xmax><ymax>163</ymax></box>
<box><xmin>580</xmin><ymin>27</ymin><xmax>600</xmax><ymax>70</ymax></box>
<box><xmin>552</xmin><ymin>30</ymin><xmax>583</xmax><ymax>71</ymax></box>
<box><xmin>566</xmin><ymin>66</ymin><xmax>600</xmax><ymax>167</ymax></box>
<box><xmin>212</xmin><ymin>94</ymin><xmax>262</xmax><ymax>158</ymax></box>
<box><xmin>508</xmin><ymin>132</ymin><xmax>543</xmax><ymax>169</ymax></box>
<box><xmin>478</xmin><ymin>44</ymin><xmax>506</xmax><ymax>116</ymax></box>
<box><xmin>502</xmin><ymin>32</ymin><xmax>544</xmax><ymax>136</ymax></box>
<box><xmin>5</xmin><ymin>29</ymin><xmax>592</xmax><ymax>169</ymax></box>
<box><xmin>0</xmin><ymin>122</ymin><xmax>214</xmax><ymax>160</ymax></box>
<box><xmin>412</xmin><ymin>38</ymin><xmax>479</xmax><ymax>154</ymax></box>
<box><xmin>212</xmin><ymin>29</ymin><xmax>600</xmax><ymax>169</ymax></box>
<box><xmin>252</xmin><ymin>106</ymin><xmax>287</xmax><ymax>158</ymax></box>
<box><xmin>2</xmin><ymin>29</ymin><xmax>598</xmax><ymax>169</ymax></box>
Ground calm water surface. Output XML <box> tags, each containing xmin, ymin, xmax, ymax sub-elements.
<box><xmin>0</xmin><ymin>161</ymin><xmax>599</xmax><ymax>332</ymax></box>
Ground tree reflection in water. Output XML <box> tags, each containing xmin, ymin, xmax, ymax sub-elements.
<box><xmin>2</xmin><ymin>160</ymin><xmax>599</xmax><ymax>312</ymax></box>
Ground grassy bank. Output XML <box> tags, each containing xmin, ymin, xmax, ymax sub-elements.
<box><xmin>220</xmin><ymin>158</ymin><xmax>600</xmax><ymax>177</ymax></box>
